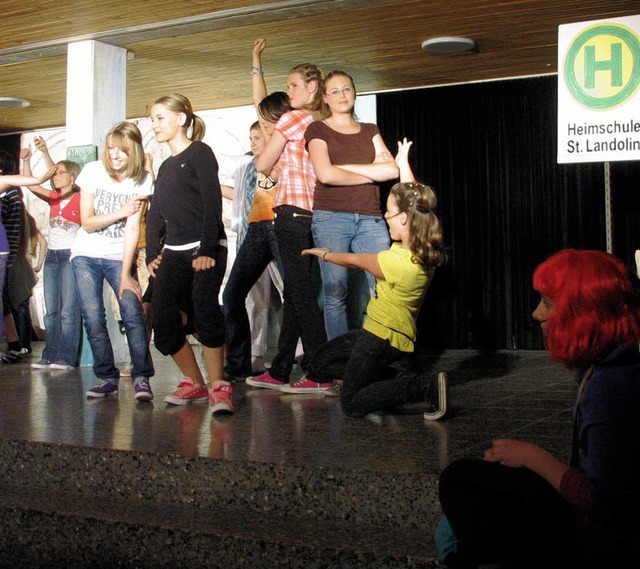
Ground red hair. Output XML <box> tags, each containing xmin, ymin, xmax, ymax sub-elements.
<box><xmin>533</xmin><ymin>249</ymin><xmax>640</xmax><ymax>369</ymax></box>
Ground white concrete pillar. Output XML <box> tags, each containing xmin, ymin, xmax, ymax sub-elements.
<box><xmin>66</xmin><ymin>40</ymin><xmax>129</xmax><ymax>366</ymax></box>
<box><xmin>66</xmin><ymin>40</ymin><xmax>127</xmax><ymax>150</ymax></box>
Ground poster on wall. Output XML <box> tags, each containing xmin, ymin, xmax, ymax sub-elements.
<box><xmin>557</xmin><ymin>14</ymin><xmax>640</xmax><ymax>163</ymax></box>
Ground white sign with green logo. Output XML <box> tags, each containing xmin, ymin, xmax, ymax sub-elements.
<box><xmin>558</xmin><ymin>15</ymin><xmax>640</xmax><ymax>163</ymax></box>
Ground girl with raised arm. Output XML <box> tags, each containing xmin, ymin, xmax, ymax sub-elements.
<box><xmin>21</xmin><ymin>140</ymin><xmax>83</xmax><ymax>369</ymax></box>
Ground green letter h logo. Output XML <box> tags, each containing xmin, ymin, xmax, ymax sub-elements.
<box><xmin>584</xmin><ymin>43</ymin><xmax>622</xmax><ymax>88</ymax></box>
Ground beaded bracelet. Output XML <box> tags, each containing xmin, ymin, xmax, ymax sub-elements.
<box><xmin>250</xmin><ymin>66</ymin><xmax>264</xmax><ymax>75</ymax></box>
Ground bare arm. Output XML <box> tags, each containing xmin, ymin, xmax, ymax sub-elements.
<box><xmin>256</xmin><ymin>129</ymin><xmax>287</xmax><ymax>175</ymax></box>
<box><xmin>80</xmin><ymin>190</ymin><xmax>146</xmax><ymax>233</ymax></box>
<box><xmin>395</xmin><ymin>138</ymin><xmax>415</xmax><ymax>182</ymax></box>
<box><xmin>252</xmin><ymin>38</ymin><xmax>268</xmax><ymax>108</ymax></box>
<box><xmin>20</xmin><ymin>146</ymin><xmax>53</xmax><ymax>201</ymax></box>
<box><xmin>119</xmin><ymin>208</ymin><xmax>144</xmax><ymax>301</ymax></box>
<box><xmin>220</xmin><ymin>184</ymin><xmax>235</xmax><ymax>200</ymax></box>
<box><xmin>307</xmin><ymin>139</ymin><xmax>372</xmax><ymax>185</ymax></box>
<box><xmin>0</xmin><ymin>167</ymin><xmax>57</xmax><ymax>194</ymax></box>
<box><xmin>302</xmin><ymin>247</ymin><xmax>384</xmax><ymax>280</ymax></box>
<box><xmin>335</xmin><ymin>134</ymin><xmax>399</xmax><ymax>181</ymax></box>
<box><xmin>484</xmin><ymin>439</ymin><xmax>570</xmax><ymax>492</ymax></box>
<box><xmin>34</xmin><ymin>231</ymin><xmax>48</xmax><ymax>272</ymax></box>
<box><xmin>34</xmin><ymin>136</ymin><xmax>55</xmax><ymax>169</ymax></box>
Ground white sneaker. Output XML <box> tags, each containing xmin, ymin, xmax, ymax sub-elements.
<box><xmin>423</xmin><ymin>372</ymin><xmax>448</xmax><ymax>421</ymax></box>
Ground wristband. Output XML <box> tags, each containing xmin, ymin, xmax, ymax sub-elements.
<box><xmin>322</xmin><ymin>250</ymin><xmax>331</xmax><ymax>261</ymax></box>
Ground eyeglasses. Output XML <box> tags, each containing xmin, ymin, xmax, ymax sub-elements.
<box><xmin>55</xmin><ymin>170</ymin><xmax>69</xmax><ymax>175</ymax></box>
<box><xmin>326</xmin><ymin>86</ymin><xmax>354</xmax><ymax>97</ymax></box>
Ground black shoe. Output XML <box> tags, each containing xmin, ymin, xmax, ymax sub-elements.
<box><xmin>423</xmin><ymin>372</ymin><xmax>448</xmax><ymax>421</ymax></box>
<box><xmin>0</xmin><ymin>349</ymin><xmax>24</xmax><ymax>363</ymax></box>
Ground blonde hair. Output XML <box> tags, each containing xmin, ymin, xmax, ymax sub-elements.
<box><xmin>102</xmin><ymin>121</ymin><xmax>147</xmax><ymax>184</ymax></box>
<box><xmin>289</xmin><ymin>63</ymin><xmax>328</xmax><ymax>117</ymax></box>
<box><xmin>22</xmin><ymin>210</ymin><xmax>40</xmax><ymax>259</ymax></box>
<box><xmin>153</xmin><ymin>93</ymin><xmax>206</xmax><ymax>141</ymax></box>
<box><xmin>54</xmin><ymin>160</ymin><xmax>81</xmax><ymax>193</ymax></box>
<box><xmin>390</xmin><ymin>181</ymin><xmax>447</xmax><ymax>270</ymax></box>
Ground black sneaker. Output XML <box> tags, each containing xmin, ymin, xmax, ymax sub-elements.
<box><xmin>0</xmin><ymin>349</ymin><xmax>23</xmax><ymax>363</ymax></box>
<box><xmin>423</xmin><ymin>372</ymin><xmax>448</xmax><ymax>421</ymax></box>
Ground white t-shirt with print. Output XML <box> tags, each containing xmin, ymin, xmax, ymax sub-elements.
<box><xmin>70</xmin><ymin>160</ymin><xmax>153</xmax><ymax>261</ymax></box>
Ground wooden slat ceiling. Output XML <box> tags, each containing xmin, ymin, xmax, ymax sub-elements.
<box><xmin>0</xmin><ymin>0</ymin><xmax>638</xmax><ymax>134</ymax></box>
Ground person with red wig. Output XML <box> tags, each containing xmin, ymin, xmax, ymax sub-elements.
<box><xmin>437</xmin><ymin>249</ymin><xmax>640</xmax><ymax>568</ymax></box>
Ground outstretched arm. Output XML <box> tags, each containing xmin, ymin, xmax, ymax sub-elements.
<box><xmin>302</xmin><ymin>247</ymin><xmax>384</xmax><ymax>280</ymax></box>
<box><xmin>0</xmin><ymin>166</ymin><xmax>58</xmax><ymax>194</ymax></box>
<box><xmin>20</xmin><ymin>146</ymin><xmax>53</xmax><ymax>201</ymax></box>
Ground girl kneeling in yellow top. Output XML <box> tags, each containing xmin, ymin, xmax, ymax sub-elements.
<box><xmin>295</xmin><ymin>139</ymin><xmax>449</xmax><ymax>420</ymax></box>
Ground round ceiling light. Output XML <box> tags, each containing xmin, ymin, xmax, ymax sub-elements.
<box><xmin>0</xmin><ymin>97</ymin><xmax>31</xmax><ymax>108</ymax></box>
<box><xmin>421</xmin><ymin>37</ymin><xmax>476</xmax><ymax>54</ymax></box>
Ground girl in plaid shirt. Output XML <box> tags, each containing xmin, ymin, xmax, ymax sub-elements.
<box><xmin>249</xmin><ymin>39</ymin><xmax>328</xmax><ymax>390</ymax></box>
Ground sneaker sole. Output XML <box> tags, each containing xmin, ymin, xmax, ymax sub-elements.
<box><xmin>211</xmin><ymin>403</ymin><xmax>234</xmax><ymax>415</ymax></box>
<box><xmin>279</xmin><ymin>385</ymin><xmax>332</xmax><ymax>394</ymax></box>
<box><xmin>50</xmin><ymin>365</ymin><xmax>73</xmax><ymax>370</ymax></box>
<box><xmin>245</xmin><ymin>378</ymin><xmax>285</xmax><ymax>390</ymax></box>
<box><xmin>135</xmin><ymin>392</ymin><xmax>154</xmax><ymax>402</ymax></box>
<box><xmin>86</xmin><ymin>389</ymin><xmax>118</xmax><ymax>398</ymax></box>
<box><xmin>31</xmin><ymin>364</ymin><xmax>50</xmax><ymax>369</ymax></box>
<box><xmin>164</xmin><ymin>394</ymin><xmax>207</xmax><ymax>406</ymax></box>
<box><xmin>423</xmin><ymin>372</ymin><xmax>448</xmax><ymax>421</ymax></box>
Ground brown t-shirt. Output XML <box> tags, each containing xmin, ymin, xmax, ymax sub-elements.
<box><xmin>305</xmin><ymin>121</ymin><xmax>382</xmax><ymax>216</ymax></box>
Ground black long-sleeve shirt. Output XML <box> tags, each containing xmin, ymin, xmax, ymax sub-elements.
<box><xmin>146</xmin><ymin>141</ymin><xmax>226</xmax><ymax>260</ymax></box>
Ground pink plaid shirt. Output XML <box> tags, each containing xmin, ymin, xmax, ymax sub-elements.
<box><xmin>273</xmin><ymin>110</ymin><xmax>316</xmax><ymax>211</ymax></box>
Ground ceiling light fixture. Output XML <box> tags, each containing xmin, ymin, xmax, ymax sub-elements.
<box><xmin>0</xmin><ymin>97</ymin><xmax>31</xmax><ymax>108</ymax></box>
<box><xmin>421</xmin><ymin>37</ymin><xmax>476</xmax><ymax>54</ymax></box>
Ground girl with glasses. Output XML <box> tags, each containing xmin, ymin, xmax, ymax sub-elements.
<box><xmin>21</xmin><ymin>139</ymin><xmax>83</xmax><ymax>370</ymax></box>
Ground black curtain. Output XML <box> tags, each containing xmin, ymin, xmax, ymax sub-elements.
<box><xmin>0</xmin><ymin>134</ymin><xmax>20</xmax><ymax>173</ymax></box>
<box><xmin>377</xmin><ymin>76</ymin><xmax>638</xmax><ymax>351</ymax></box>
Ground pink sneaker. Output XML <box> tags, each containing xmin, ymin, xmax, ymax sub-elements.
<box><xmin>164</xmin><ymin>377</ymin><xmax>208</xmax><ymax>406</ymax></box>
<box><xmin>279</xmin><ymin>377</ymin><xmax>334</xmax><ymax>394</ymax></box>
<box><xmin>245</xmin><ymin>371</ymin><xmax>285</xmax><ymax>390</ymax></box>
<box><xmin>209</xmin><ymin>381</ymin><xmax>234</xmax><ymax>415</ymax></box>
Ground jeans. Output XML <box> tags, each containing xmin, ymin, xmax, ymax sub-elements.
<box><xmin>223</xmin><ymin>220</ymin><xmax>283</xmax><ymax>376</ymax></box>
<box><xmin>72</xmin><ymin>256</ymin><xmax>154</xmax><ymax>381</ymax></box>
<box><xmin>0</xmin><ymin>252</ymin><xmax>6</xmax><ymax>338</ymax></box>
<box><xmin>312</xmin><ymin>210</ymin><xmax>389</xmax><ymax>339</ymax></box>
<box><xmin>14</xmin><ymin>298</ymin><xmax>33</xmax><ymax>351</ymax></box>
<box><xmin>306</xmin><ymin>329</ymin><xmax>425</xmax><ymax>417</ymax></box>
<box><xmin>42</xmin><ymin>249</ymin><xmax>82</xmax><ymax>366</ymax></box>
<box><xmin>270</xmin><ymin>205</ymin><xmax>326</xmax><ymax>381</ymax></box>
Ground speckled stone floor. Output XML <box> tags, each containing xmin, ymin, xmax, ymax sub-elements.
<box><xmin>0</xmin><ymin>341</ymin><xmax>576</xmax><ymax>568</ymax></box>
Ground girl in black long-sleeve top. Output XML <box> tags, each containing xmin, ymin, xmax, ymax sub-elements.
<box><xmin>147</xmin><ymin>93</ymin><xmax>232</xmax><ymax>414</ymax></box>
